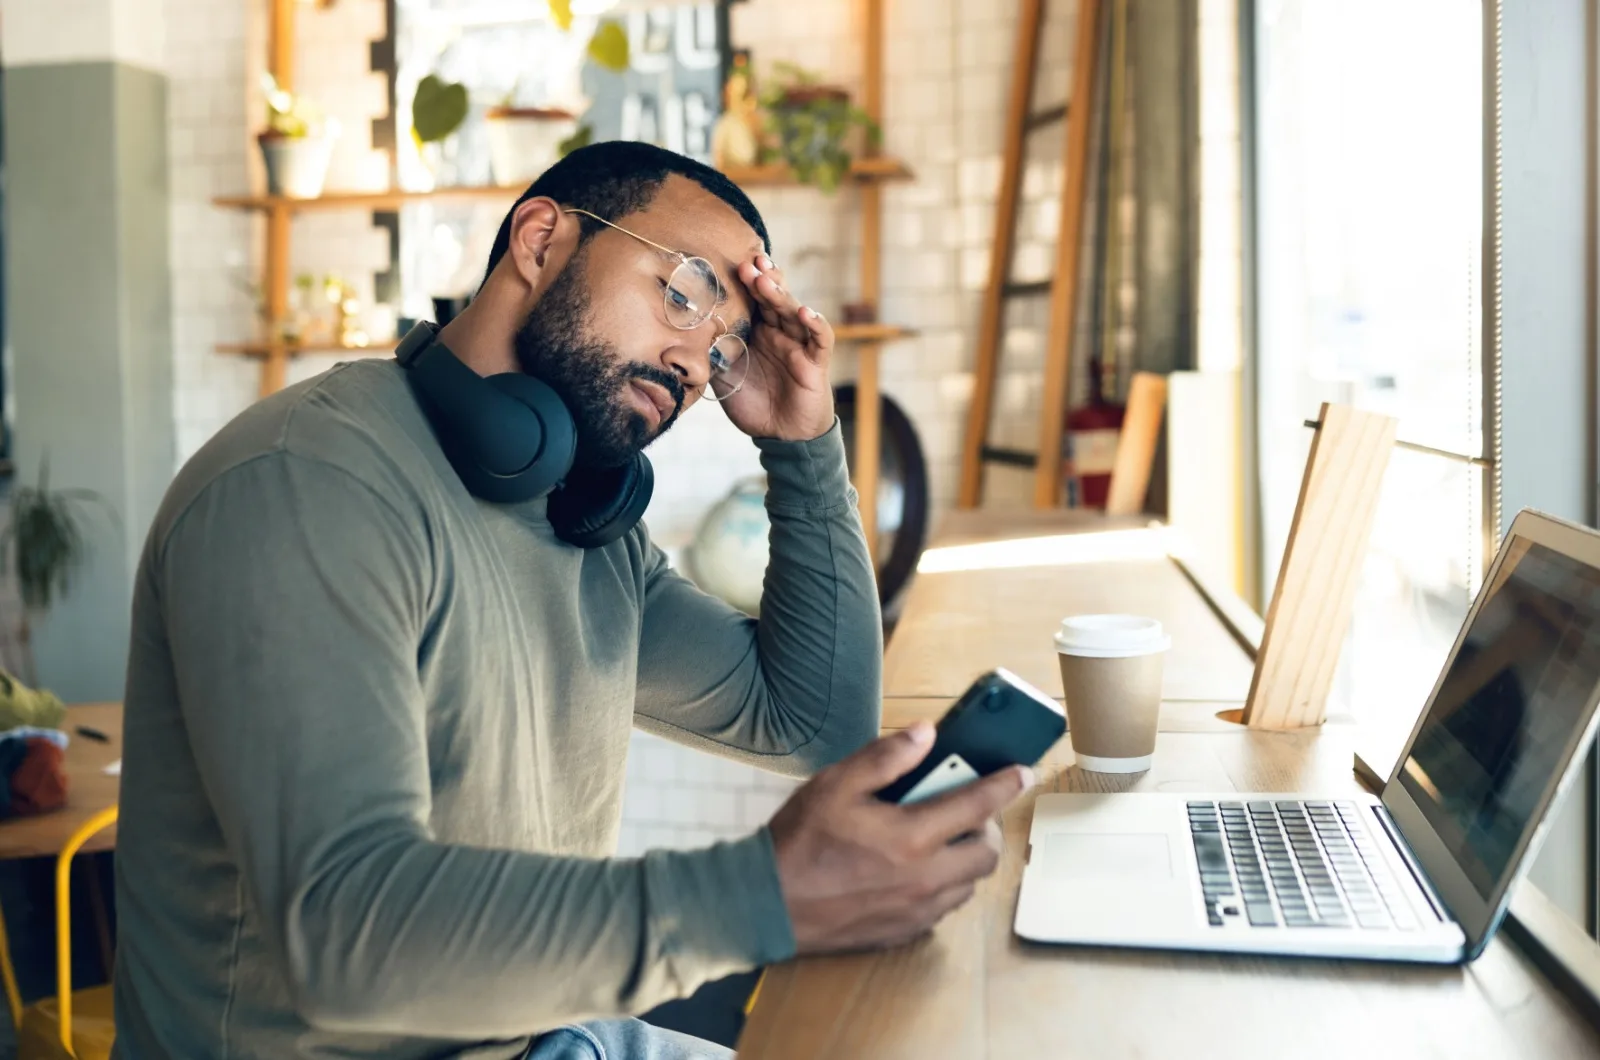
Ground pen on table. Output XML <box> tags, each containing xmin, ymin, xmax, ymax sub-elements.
<box><xmin>75</xmin><ymin>725</ymin><xmax>110</xmax><ymax>743</ymax></box>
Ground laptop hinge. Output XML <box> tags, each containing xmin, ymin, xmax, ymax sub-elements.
<box><xmin>1372</xmin><ymin>804</ymin><xmax>1452</xmax><ymax>923</ymax></box>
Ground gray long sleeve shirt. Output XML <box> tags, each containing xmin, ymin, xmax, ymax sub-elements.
<box><xmin>111</xmin><ymin>360</ymin><xmax>882</xmax><ymax>1059</ymax></box>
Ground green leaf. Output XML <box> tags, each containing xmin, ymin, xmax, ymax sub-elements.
<box><xmin>412</xmin><ymin>74</ymin><xmax>469</xmax><ymax>144</ymax></box>
<box><xmin>587</xmin><ymin>20</ymin><xmax>630</xmax><ymax>72</ymax></box>
<box><xmin>548</xmin><ymin>0</ymin><xmax>574</xmax><ymax>31</ymax></box>
<box><xmin>558</xmin><ymin>122</ymin><xmax>594</xmax><ymax>157</ymax></box>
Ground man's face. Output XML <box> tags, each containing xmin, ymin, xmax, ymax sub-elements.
<box><xmin>513</xmin><ymin>175</ymin><xmax>763</xmax><ymax>469</ymax></box>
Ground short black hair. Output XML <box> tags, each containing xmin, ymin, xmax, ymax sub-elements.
<box><xmin>482</xmin><ymin>140</ymin><xmax>771</xmax><ymax>285</ymax></box>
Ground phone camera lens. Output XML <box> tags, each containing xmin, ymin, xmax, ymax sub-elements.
<box><xmin>983</xmin><ymin>688</ymin><xmax>1007</xmax><ymax>712</ymax></box>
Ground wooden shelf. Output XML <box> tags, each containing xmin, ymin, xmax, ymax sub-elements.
<box><xmin>833</xmin><ymin>323</ymin><xmax>916</xmax><ymax>343</ymax></box>
<box><xmin>216</xmin><ymin>339</ymin><xmax>397</xmax><ymax>359</ymax></box>
<box><xmin>721</xmin><ymin>156</ymin><xmax>913</xmax><ymax>187</ymax></box>
<box><xmin>219</xmin><ymin>325</ymin><xmax>914</xmax><ymax>359</ymax></box>
<box><xmin>212</xmin><ymin>155</ymin><xmax>914</xmax><ymax>211</ymax></box>
<box><xmin>213</xmin><ymin>184</ymin><xmax>528</xmax><ymax>212</ymax></box>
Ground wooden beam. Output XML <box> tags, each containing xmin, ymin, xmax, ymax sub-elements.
<box><xmin>270</xmin><ymin>0</ymin><xmax>296</xmax><ymax>90</ymax></box>
<box><xmin>958</xmin><ymin>0</ymin><xmax>1047</xmax><ymax>509</ymax></box>
<box><xmin>853</xmin><ymin>0</ymin><xmax>885</xmax><ymax>566</ymax></box>
<box><xmin>1033</xmin><ymin>0</ymin><xmax>1103</xmax><ymax>508</ymax></box>
<box><xmin>261</xmin><ymin>204</ymin><xmax>291</xmax><ymax>399</ymax></box>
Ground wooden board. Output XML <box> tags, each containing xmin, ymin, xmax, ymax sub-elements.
<box><xmin>738</xmin><ymin>725</ymin><xmax>1600</xmax><ymax>1059</ymax></box>
<box><xmin>1104</xmin><ymin>370</ymin><xmax>1168</xmax><ymax>515</ymax></box>
<box><xmin>0</xmin><ymin>703</ymin><xmax>122</xmax><ymax>862</ymax></box>
<box><xmin>1243</xmin><ymin>403</ymin><xmax>1397</xmax><ymax>729</ymax></box>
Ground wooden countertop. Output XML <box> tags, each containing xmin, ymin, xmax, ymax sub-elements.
<box><xmin>738</xmin><ymin>510</ymin><xmax>1600</xmax><ymax>1058</ymax></box>
<box><xmin>883</xmin><ymin>511</ymin><xmax>1256</xmax><ymax>703</ymax></box>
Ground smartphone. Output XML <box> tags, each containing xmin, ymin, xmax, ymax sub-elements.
<box><xmin>876</xmin><ymin>668</ymin><xmax>1067</xmax><ymax>805</ymax></box>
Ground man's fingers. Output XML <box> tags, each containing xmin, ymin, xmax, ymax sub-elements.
<box><xmin>828</xmin><ymin>724</ymin><xmax>936</xmax><ymax>795</ymax></box>
<box><xmin>757</xmin><ymin>276</ymin><xmax>809</xmax><ymax>341</ymax></box>
<box><xmin>917</xmin><ymin>817</ymin><xmax>1004</xmax><ymax>890</ymax></box>
<box><xmin>799</xmin><ymin>307</ymin><xmax>833</xmax><ymax>360</ymax></box>
<box><xmin>906</xmin><ymin>765</ymin><xmax>1032</xmax><ymax>846</ymax></box>
<box><xmin>924</xmin><ymin>880</ymin><xmax>979</xmax><ymax>921</ymax></box>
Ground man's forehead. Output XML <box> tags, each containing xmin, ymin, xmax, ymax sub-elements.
<box><xmin>626</xmin><ymin>175</ymin><xmax>766</xmax><ymax>267</ymax></box>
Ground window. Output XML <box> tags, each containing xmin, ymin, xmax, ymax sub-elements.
<box><xmin>1252</xmin><ymin>0</ymin><xmax>1488</xmax><ymax>758</ymax></box>
<box><xmin>1252</xmin><ymin>0</ymin><xmax>1600</xmax><ymax>961</ymax></box>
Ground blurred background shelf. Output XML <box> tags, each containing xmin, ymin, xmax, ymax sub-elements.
<box><xmin>833</xmin><ymin>323</ymin><xmax>916</xmax><ymax>344</ymax></box>
<box><xmin>213</xmin><ymin>185</ymin><xmax>527</xmax><ymax>212</ymax></box>
<box><xmin>719</xmin><ymin>156</ymin><xmax>913</xmax><ymax>187</ymax></box>
<box><xmin>215</xmin><ymin>340</ymin><xmax>396</xmax><ymax>359</ymax></box>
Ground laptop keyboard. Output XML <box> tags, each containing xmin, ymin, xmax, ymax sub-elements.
<box><xmin>1186</xmin><ymin>800</ymin><xmax>1420</xmax><ymax>931</ymax></box>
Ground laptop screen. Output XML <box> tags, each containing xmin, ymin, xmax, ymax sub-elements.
<box><xmin>1397</xmin><ymin>536</ymin><xmax>1600</xmax><ymax>899</ymax></box>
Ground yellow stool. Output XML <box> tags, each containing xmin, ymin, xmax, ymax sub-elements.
<box><xmin>0</xmin><ymin>806</ymin><xmax>118</xmax><ymax>1059</ymax></box>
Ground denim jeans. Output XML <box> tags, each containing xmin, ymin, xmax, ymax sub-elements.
<box><xmin>526</xmin><ymin>1019</ymin><xmax>733</xmax><ymax>1060</ymax></box>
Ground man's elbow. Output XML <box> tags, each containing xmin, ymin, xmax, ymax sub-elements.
<box><xmin>286</xmin><ymin>941</ymin><xmax>405</xmax><ymax>1034</ymax></box>
<box><xmin>790</xmin><ymin>693</ymin><xmax>882</xmax><ymax>774</ymax></box>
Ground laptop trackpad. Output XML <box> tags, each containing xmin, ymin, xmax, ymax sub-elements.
<box><xmin>1035</xmin><ymin>833</ymin><xmax>1173</xmax><ymax>879</ymax></box>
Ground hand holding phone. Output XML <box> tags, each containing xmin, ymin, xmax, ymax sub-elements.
<box><xmin>874</xmin><ymin>668</ymin><xmax>1066</xmax><ymax>805</ymax></box>
<box><xmin>763</xmin><ymin>669</ymin><xmax>1060</xmax><ymax>956</ymax></box>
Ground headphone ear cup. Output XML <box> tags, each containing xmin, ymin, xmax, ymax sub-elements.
<box><xmin>401</xmin><ymin>325</ymin><xmax>578</xmax><ymax>504</ymax></box>
<box><xmin>548</xmin><ymin>454</ymin><xmax>655</xmax><ymax>549</ymax></box>
<box><xmin>463</xmin><ymin>373</ymin><xmax>576</xmax><ymax>503</ymax></box>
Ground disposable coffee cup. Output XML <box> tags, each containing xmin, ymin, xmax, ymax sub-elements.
<box><xmin>1055</xmin><ymin>614</ymin><xmax>1171</xmax><ymax>773</ymax></box>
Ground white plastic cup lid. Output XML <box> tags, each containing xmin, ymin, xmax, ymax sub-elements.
<box><xmin>1054</xmin><ymin>614</ymin><xmax>1172</xmax><ymax>658</ymax></box>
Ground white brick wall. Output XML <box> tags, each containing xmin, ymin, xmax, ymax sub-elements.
<box><xmin>161</xmin><ymin>0</ymin><xmax>1087</xmax><ymax>854</ymax></box>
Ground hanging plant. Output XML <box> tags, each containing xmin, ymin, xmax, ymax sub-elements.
<box><xmin>759</xmin><ymin>63</ymin><xmax>880</xmax><ymax>193</ymax></box>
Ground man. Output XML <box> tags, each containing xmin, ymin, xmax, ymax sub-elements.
<box><xmin>113</xmin><ymin>141</ymin><xmax>1029</xmax><ymax>1059</ymax></box>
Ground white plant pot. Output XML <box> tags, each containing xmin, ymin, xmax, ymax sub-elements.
<box><xmin>259</xmin><ymin>134</ymin><xmax>336</xmax><ymax>199</ymax></box>
<box><xmin>486</xmin><ymin>110</ymin><xmax>579</xmax><ymax>187</ymax></box>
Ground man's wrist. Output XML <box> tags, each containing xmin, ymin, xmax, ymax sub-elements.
<box><xmin>755</xmin><ymin>419</ymin><xmax>852</xmax><ymax>510</ymax></box>
<box><xmin>764</xmin><ymin>418</ymin><xmax>835</xmax><ymax>444</ymax></box>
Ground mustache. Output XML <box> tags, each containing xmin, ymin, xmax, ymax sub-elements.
<box><xmin>621</xmin><ymin>363</ymin><xmax>687</xmax><ymax>422</ymax></box>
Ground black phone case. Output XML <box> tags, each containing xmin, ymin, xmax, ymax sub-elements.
<box><xmin>875</xmin><ymin>668</ymin><xmax>1067</xmax><ymax>804</ymax></box>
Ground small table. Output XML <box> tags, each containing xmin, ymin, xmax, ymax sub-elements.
<box><xmin>0</xmin><ymin>702</ymin><xmax>122</xmax><ymax>862</ymax></box>
<box><xmin>738</xmin><ymin>512</ymin><xmax>1600</xmax><ymax>1058</ymax></box>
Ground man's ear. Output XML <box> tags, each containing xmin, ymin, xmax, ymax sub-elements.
<box><xmin>505</xmin><ymin>196</ymin><xmax>568</xmax><ymax>286</ymax></box>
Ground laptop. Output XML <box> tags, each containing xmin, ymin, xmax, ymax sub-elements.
<box><xmin>1014</xmin><ymin>509</ymin><xmax>1600</xmax><ymax>963</ymax></box>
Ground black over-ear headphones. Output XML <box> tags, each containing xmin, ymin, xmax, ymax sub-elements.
<box><xmin>395</xmin><ymin>321</ymin><xmax>654</xmax><ymax>549</ymax></box>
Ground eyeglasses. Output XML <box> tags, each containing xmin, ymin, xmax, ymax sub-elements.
<box><xmin>563</xmin><ymin>208</ymin><xmax>750</xmax><ymax>401</ymax></box>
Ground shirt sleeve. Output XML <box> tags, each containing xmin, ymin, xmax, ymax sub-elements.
<box><xmin>633</xmin><ymin>419</ymin><xmax>883</xmax><ymax>776</ymax></box>
<box><xmin>158</xmin><ymin>451</ymin><xmax>795</xmax><ymax>1038</ymax></box>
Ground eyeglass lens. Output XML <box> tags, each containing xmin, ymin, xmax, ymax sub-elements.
<box><xmin>664</xmin><ymin>257</ymin><xmax>750</xmax><ymax>400</ymax></box>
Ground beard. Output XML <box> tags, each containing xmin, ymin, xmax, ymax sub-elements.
<box><xmin>512</xmin><ymin>249</ymin><xmax>686</xmax><ymax>469</ymax></box>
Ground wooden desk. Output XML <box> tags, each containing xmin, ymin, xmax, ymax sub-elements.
<box><xmin>883</xmin><ymin>510</ymin><xmax>1256</xmax><ymax>704</ymax></box>
<box><xmin>739</xmin><ymin>513</ymin><xmax>1600</xmax><ymax>1058</ymax></box>
<box><xmin>0</xmin><ymin>702</ymin><xmax>122</xmax><ymax>861</ymax></box>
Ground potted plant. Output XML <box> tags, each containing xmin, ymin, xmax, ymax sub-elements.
<box><xmin>0</xmin><ymin>460</ymin><xmax>108</xmax><ymax>686</ymax></box>
<box><xmin>759</xmin><ymin>63</ymin><xmax>880</xmax><ymax>192</ymax></box>
<box><xmin>257</xmin><ymin>73</ymin><xmax>339</xmax><ymax>199</ymax></box>
<box><xmin>485</xmin><ymin>102</ymin><xmax>583</xmax><ymax>187</ymax></box>
<box><xmin>483</xmin><ymin>8</ymin><xmax>629</xmax><ymax>185</ymax></box>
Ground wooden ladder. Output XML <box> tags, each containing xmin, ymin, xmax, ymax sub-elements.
<box><xmin>957</xmin><ymin>0</ymin><xmax>1103</xmax><ymax>510</ymax></box>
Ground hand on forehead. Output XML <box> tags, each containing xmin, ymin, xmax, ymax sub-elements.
<box><xmin>620</xmin><ymin>176</ymin><xmax>767</xmax><ymax>316</ymax></box>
